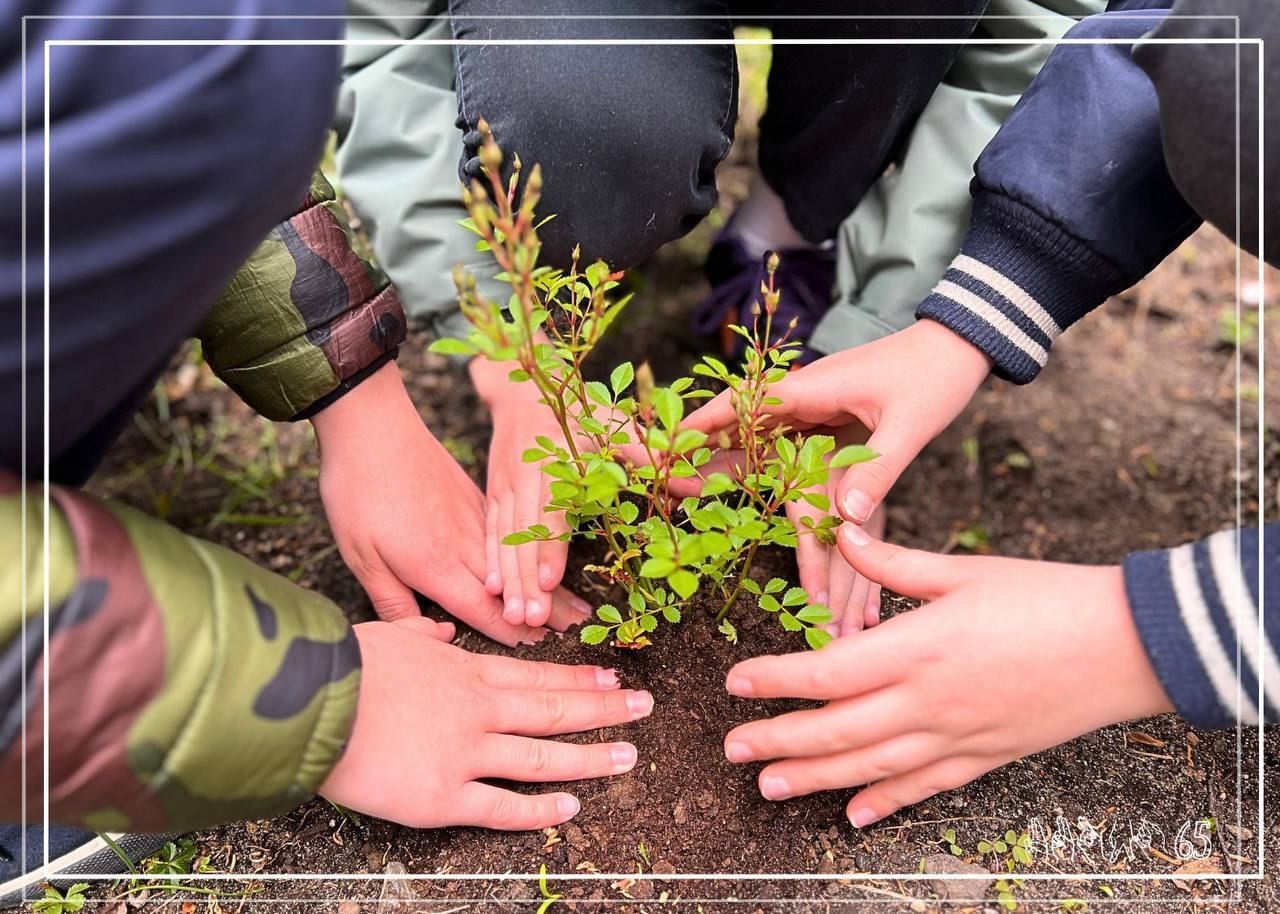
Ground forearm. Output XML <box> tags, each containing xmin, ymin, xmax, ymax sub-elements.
<box><xmin>1123</xmin><ymin>524</ymin><xmax>1278</xmax><ymax>728</ymax></box>
<box><xmin>916</xmin><ymin>7</ymin><xmax>1200</xmax><ymax>383</ymax></box>
<box><xmin>197</xmin><ymin>170</ymin><xmax>408</xmax><ymax>421</ymax></box>
<box><xmin>0</xmin><ymin>483</ymin><xmax>360</xmax><ymax>832</ymax></box>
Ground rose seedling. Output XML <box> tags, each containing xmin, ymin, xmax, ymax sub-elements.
<box><xmin>433</xmin><ymin>122</ymin><xmax>877</xmax><ymax>649</ymax></box>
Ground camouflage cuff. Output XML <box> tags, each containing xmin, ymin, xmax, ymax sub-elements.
<box><xmin>0</xmin><ymin>486</ymin><xmax>360</xmax><ymax>833</ymax></box>
<box><xmin>199</xmin><ymin>170</ymin><xmax>407</xmax><ymax>422</ymax></box>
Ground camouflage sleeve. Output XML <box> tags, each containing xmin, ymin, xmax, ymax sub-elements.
<box><xmin>197</xmin><ymin>170</ymin><xmax>408</xmax><ymax>422</ymax></box>
<box><xmin>0</xmin><ymin>484</ymin><xmax>360</xmax><ymax>833</ymax></box>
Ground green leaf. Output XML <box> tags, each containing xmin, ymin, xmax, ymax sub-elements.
<box><xmin>429</xmin><ymin>337</ymin><xmax>478</xmax><ymax>357</ymax></box>
<box><xmin>800</xmin><ymin>490</ymin><xmax>831</xmax><ymax>512</ymax></box>
<box><xmin>719</xmin><ymin>619</ymin><xmax>738</xmax><ymax>644</ymax></box>
<box><xmin>699</xmin><ymin>472</ymin><xmax>735</xmax><ymax>497</ymax></box>
<box><xmin>661</xmin><ymin>605</ymin><xmax>681</xmax><ymax>624</ymax></box>
<box><xmin>585</xmin><ymin>260</ymin><xmax>610</xmax><ymax>287</ymax></box>
<box><xmin>765</xmin><ymin>577</ymin><xmax>787</xmax><ymax>594</ymax></box>
<box><xmin>943</xmin><ymin>829</ymin><xmax>957</xmax><ymax>843</ymax></box>
<box><xmin>640</xmin><ymin>557</ymin><xmax>676</xmax><ymax>578</ymax></box>
<box><xmin>503</xmin><ymin>531</ymin><xmax>536</xmax><ymax>545</ymax></box>
<box><xmin>830</xmin><ymin>444</ymin><xmax>879</xmax><ymax>468</ymax></box>
<box><xmin>653</xmin><ymin>387</ymin><xmax>683</xmax><ymax>431</ymax></box>
<box><xmin>628</xmin><ymin>590</ymin><xmax>646</xmax><ymax>614</ymax></box>
<box><xmin>669</xmin><ymin>569</ymin><xmax>698</xmax><ymax>599</ymax></box>
<box><xmin>580</xmin><ymin>625</ymin><xmax>610</xmax><ymax>645</ymax></box>
<box><xmin>759</xmin><ymin>594</ymin><xmax>781</xmax><ymax>613</ymax></box>
<box><xmin>597</xmin><ymin>605</ymin><xmax>622</xmax><ymax>624</ymax></box>
<box><xmin>618</xmin><ymin>501</ymin><xmax>639</xmax><ymax>524</ymax></box>
<box><xmin>741</xmin><ymin>578</ymin><xmax>762</xmax><ymax>595</ymax></box>
<box><xmin>639</xmin><ymin>614</ymin><xmax>658</xmax><ymax>632</ymax></box>
<box><xmin>673</xmin><ymin>429</ymin><xmax>708</xmax><ymax>453</ymax></box>
<box><xmin>611</xmin><ymin>361</ymin><xmax>634</xmax><ymax>395</ymax></box>
<box><xmin>978</xmin><ymin>840</ymin><xmax>992</xmax><ymax>854</ymax></box>
<box><xmin>805</xmin><ymin>627</ymin><xmax>833</xmax><ymax>650</ymax></box>
<box><xmin>585</xmin><ymin>381</ymin><xmax>613</xmax><ymax>407</ymax></box>
<box><xmin>796</xmin><ymin>604</ymin><xmax>831</xmax><ymax>624</ymax></box>
<box><xmin>779</xmin><ymin>611</ymin><xmax>803</xmax><ymax>632</ymax></box>
<box><xmin>782</xmin><ymin>586</ymin><xmax>808</xmax><ymax>607</ymax></box>
<box><xmin>521</xmin><ymin>448</ymin><xmax>547</xmax><ymax>463</ymax></box>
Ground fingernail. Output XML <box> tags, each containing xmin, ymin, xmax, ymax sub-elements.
<box><xmin>815</xmin><ymin>591</ymin><xmax>829</xmax><ymax>608</ymax></box>
<box><xmin>842</xmin><ymin>489</ymin><xmax>874</xmax><ymax>523</ymax></box>
<box><xmin>849</xmin><ymin>807</ymin><xmax>878</xmax><ymax>828</ymax></box>
<box><xmin>539</xmin><ymin>564</ymin><xmax>556</xmax><ymax>590</ymax></box>
<box><xmin>726</xmin><ymin>673</ymin><xmax>754</xmax><ymax>697</ymax></box>
<box><xmin>485</xmin><ymin>572</ymin><xmax>501</xmax><ymax>592</ymax></box>
<box><xmin>761</xmin><ymin>775</ymin><xmax>792</xmax><ymax>801</ymax></box>
<box><xmin>611</xmin><ymin>743</ymin><xmax>637</xmax><ymax>769</ymax></box>
<box><xmin>596</xmin><ymin>668</ymin><xmax>620</xmax><ymax>689</ymax></box>
<box><xmin>842</xmin><ymin>523</ymin><xmax>870</xmax><ymax>547</ymax></box>
<box><xmin>626</xmin><ymin>691</ymin><xmax>654</xmax><ymax>717</ymax></box>
<box><xmin>525</xmin><ymin>599</ymin><xmax>541</xmax><ymax>621</ymax></box>
<box><xmin>724</xmin><ymin>741</ymin><xmax>751</xmax><ymax>763</ymax></box>
<box><xmin>572</xmin><ymin>597</ymin><xmax>592</xmax><ymax>616</ymax></box>
<box><xmin>557</xmin><ymin>795</ymin><xmax>581</xmax><ymax>818</ymax></box>
<box><xmin>823</xmin><ymin>623</ymin><xmax>840</xmax><ymax>637</ymax></box>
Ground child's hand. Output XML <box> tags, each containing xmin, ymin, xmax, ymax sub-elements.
<box><xmin>471</xmin><ymin>356</ymin><xmax>591</xmax><ymax>629</ymax></box>
<box><xmin>314</xmin><ymin>362</ymin><xmax>586</xmax><ymax>645</ymax></box>
<box><xmin>789</xmin><ymin>476</ymin><xmax>885</xmax><ymax>635</ymax></box>
<box><xmin>321</xmin><ymin>617</ymin><xmax>652</xmax><ymax>829</ymax></box>
<box><xmin>786</xmin><ymin>423</ymin><xmax>886</xmax><ymax>634</ymax></box>
<box><xmin>722</xmin><ymin>530</ymin><xmax>1173</xmax><ymax>827</ymax></box>
<box><xmin>684</xmin><ymin>320</ymin><xmax>992</xmax><ymax>526</ymax></box>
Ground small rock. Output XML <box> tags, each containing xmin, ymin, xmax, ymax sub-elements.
<box><xmin>651</xmin><ymin>860</ymin><xmax>676</xmax><ymax>875</ymax></box>
<box><xmin>921</xmin><ymin>853</ymin><xmax>994</xmax><ymax>900</ymax></box>
<box><xmin>562</xmin><ymin>822</ymin><xmax>588</xmax><ymax>849</ymax></box>
<box><xmin>377</xmin><ymin>861</ymin><xmax>416</xmax><ymax>914</ymax></box>
<box><xmin>673</xmin><ymin>799</ymin><xmax>689</xmax><ymax>825</ymax></box>
<box><xmin>606</xmin><ymin>778</ymin><xmax>646</xmax><ymax>811</ymax></box>
<box><xmin>337</xmin><ymin>903</ymin><xmax>361</xmax><ymax>914</ymax></box>
<box><xmin>695</xmin><ymin>790</ymin><xmax>715</xmax><ymax>811</ymax></box>
<box><xmin>628</xmin><ymin>879</ymin><xmax>655</xmax><ymax>900</ymax></box>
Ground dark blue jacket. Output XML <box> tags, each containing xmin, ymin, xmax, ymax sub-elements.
<box><xmin>915</xmin><ymin>2</ymin><xmax>1277</xmax><ymax>729</ymax></box>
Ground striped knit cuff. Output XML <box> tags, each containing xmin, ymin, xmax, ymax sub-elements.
<box><xmin>916</xmin><ymin>195</ymin><xmax>1127</xmax><ymax>384</ymax></box>
<box><xmin>1123</xmin><ymin>528</ymin><xmax>1271</xmax><ymax>730</ymax></box>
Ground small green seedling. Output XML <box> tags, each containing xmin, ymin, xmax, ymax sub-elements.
<box><xmin>437</xmin><ymin>123</ymin><xmax>878</xmax><ymax>649</ymax></box>
<box><xmin>536</xmin><ymin>864</ymin><xmax>562</xmax><ymax>914</ymax></box>
<box><xmin>941</xmin><ymin>827</ymin><xmax>964</xmax><ymax>857</ymax></box>
<box><xmin>994</xmin><ymin>877</ymin><xmax>1024</xmax><ymax>911</ymax></box>
<box><xmin>978</xmin><ymin>829</ymin><xmax>1034</xmax><ymax>872</ymax></box>
<box><xmin>31</xmin><ymin>883</ymin><xmax>89</xmax><ymax>914</ymax></box>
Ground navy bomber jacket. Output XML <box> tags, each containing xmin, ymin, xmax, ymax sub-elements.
<box><xmin>916</xmin><ymin>1</ymin><xmax>1278</xmax><ymax>728</ymax></box>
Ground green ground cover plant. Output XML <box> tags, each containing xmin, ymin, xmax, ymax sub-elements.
<box><xmin>434</xmin><ymin>123</ymin><xmax>877</xmax><ymax>649</ymax></box>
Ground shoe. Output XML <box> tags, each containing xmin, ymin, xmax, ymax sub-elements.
<box><xmin>692</xmin><ymin>232</ymin><xmax>836</xmax><ymax>363</ymax></box>
<box><xmin>0</xmin><ymin>827</ymin><xmax>178</xmax><ymax>909</ymax></box>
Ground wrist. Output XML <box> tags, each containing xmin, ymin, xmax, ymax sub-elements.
<box><xmin>909</xmin><ymin>318</ymin><xmax>993</xmax><ymax>393</ymax></box>
<box><xmin>311</xmin><ymin>360</ymin><xmax>418</xmax><ymax>448</ymax></box>
<box><xmin>1092</xmin><ymin>564</ymin><xmax>1177</xmax><ymax>722</ymax></box>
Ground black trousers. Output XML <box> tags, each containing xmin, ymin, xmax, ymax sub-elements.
<box><xmin>449</xmin><ymin>0</ymin><xmax>989</xmax><ymax>268</ymax></box>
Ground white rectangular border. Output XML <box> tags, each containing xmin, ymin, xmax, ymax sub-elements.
<box><xmin>18</xmin><ymin>12</ymin><xmax>1266</xmax><ymax>901</ymax></box>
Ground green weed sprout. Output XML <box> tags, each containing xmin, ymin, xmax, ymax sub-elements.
<box><xmin>433</xmin><ymin>122</ymin><xmax>877</xmax><ymax>649</ymax></box>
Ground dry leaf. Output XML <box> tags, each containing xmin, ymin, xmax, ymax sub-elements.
<box><xmin>1125</xmin><ymin>730</ymin><xmax>1165</xmax><ymax>749</ymax></box>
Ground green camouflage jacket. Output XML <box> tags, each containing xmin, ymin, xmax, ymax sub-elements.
<box><xmin>0</xmin><ymin>171</ymin><xmax>403</xmax><ymax>833</ymax></box>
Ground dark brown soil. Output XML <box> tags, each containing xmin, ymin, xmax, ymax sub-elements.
<box><xmin>74</xmin><ymin>224</ymin><xmax>1279</xmax><ymax>913</ymax></box>
<box><xmin>75</xmin><ymin>67</ymin><xmax>1278</xmax><ymax>914</ymax></box>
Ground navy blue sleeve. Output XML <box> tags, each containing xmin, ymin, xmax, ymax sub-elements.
<box><xmin>1124</xmin><ymin>525</ymin><xmax>1279</xmax><ymax>728</ymax></box>
<box><xmin>916</xmin><ymin>7</ymin><xmax>1202</xmax><ymax>383</ymax></box>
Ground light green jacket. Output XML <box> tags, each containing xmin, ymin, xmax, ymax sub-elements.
<box><xmin>335</xmin><ymin>0</ymin><xmax>1105</xmax><ymax>353</ymax></box>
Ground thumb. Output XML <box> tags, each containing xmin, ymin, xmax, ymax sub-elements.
<box><xmin>835</xmin><ymin>527</ymin><xmax>965</xmax><ymax>602</ymax></box>
<box><xmin>834</xmin><ymin>419</ymin><xmax>922</xmax><ymax>524</ymax></box>
<box><xmin>357</xmin><ymin>563</ymin><xmax>423</xmax><ymax>622</ymax></box>
<box><xmin>393</xmin><ymin>615</ymin><xmax>457</xmax><ymax>642</ymax></box>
